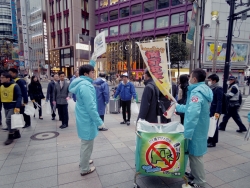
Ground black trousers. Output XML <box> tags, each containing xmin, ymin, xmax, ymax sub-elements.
<box><xmin>20</xmin><ymin>106</ymin><xmax>31</xmax><ymax>125</ymax></box>
<box><xmin>100</xmin><ymin>115</ymin><xmax>104</xmax><ymax>121</ymax></box>
<box><xmin>208</xmin><ymin>118</ymin><xmax>219</xmax><ymax>144</ymax></box>
<box><xmin>33</xmin><ymin>99</ymin><xmax>42</xmax><ymax>117</ymax></box>
<box><xmin>57</xmin><ymin>104</ymin><xmax>68</xmax><ymax>126</ymax></box>
<box><xmin>50</xmin><ymin>100</ymin><xmax>56</xmax><ymax>118</ymax></box>
<box><xmin>219</xmin><ymin>106</ymin><xmax>247</xmax><ymax>131</ymax></box>
<box><xmin>121</xmin><ymin>100</ymin><xmax>131</xmax><ymax>122</ymax></box>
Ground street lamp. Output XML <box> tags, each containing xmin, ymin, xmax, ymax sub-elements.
<box><xmin>211</xmin><ymin>11</ymin><xmax>220</xmax><ymax>73</ymax></box>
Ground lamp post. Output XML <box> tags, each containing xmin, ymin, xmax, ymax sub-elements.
<box><xmin>211</xmin><ymin>11</ymin><xmax>220</xmax><ymax>74</ymax></box>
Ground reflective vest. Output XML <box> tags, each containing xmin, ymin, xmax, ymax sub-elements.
<box><xmin>0</xmin><ymin>84</ymin><xmax>16</xmax><ymax>102</ymax></box>
<box><xmin>227</xmin><ymin>83</ymin><xmax>239</xmax><ymax>101</ymax></box>
<box><xmin>14</xmin><ymin>78</ymin><xmax>20</xmax><ymax>82</ymax></box>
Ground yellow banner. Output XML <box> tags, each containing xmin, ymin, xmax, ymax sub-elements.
<box><xmin>137</xmin><ymin>41</ymin><xmax>175</xmax><ymax>102</ymax></box>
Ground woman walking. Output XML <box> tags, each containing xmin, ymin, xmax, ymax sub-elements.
<box><xmin>28</xmin><ymin>76</ymin><xmax>45</xmax><ymax>119</ymax></box>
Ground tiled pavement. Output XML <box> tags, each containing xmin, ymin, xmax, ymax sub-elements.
<box><xmin>1</xmin><ymin>100</ymin><xmax>250</xmax><ymax>188</ymax></box>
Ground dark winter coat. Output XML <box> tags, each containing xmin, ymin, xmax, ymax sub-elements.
<box><xmin>210</xmin><ymin>86</ymin><xmax>223</xmax><ymax>117</ymax></box>
<box><xmin>14</xmin><ymin>78</ymin><xmax>29</xmax><ymax>104</ymax></box>
<box><xmin>46</xmin><ymin>81</ymin><xmax>56</xmax><ymax>101</ymax></box>
<box><xmin>28</xmin><ymin>82</ymin><xmax>45</xmax><ymax>100</ymax></box>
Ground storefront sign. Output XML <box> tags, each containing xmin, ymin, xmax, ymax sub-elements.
<box><xmin>76</xmin><ymin>43</ymin><xmax>91</xmax><ymax>51</ymax></box>
<box><xmin>94</xmin><ymin>31</ymin><xmax>106</xmax><ymax>57</ymax></box>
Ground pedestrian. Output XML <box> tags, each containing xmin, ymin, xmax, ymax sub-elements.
<box><xmin>70</xmin><ymin>70</ymin><xmax>79</xmax><ymax>102</ymax></box>
<box><xmin>177</xmin><ymin>74</ymin><xmax>189</xmax><ymax>124</ymax></box>
<box><xmin>53</xmin><ymin>71</ymin><xmax>70</xmax><ymax>129</ymax></box>
<box><xmin>0</xmin><ymin>72</ymin><xmax>22</xmax><ymax>145</ymax></box>
<box><xmin>28</xmin><ymin>76</ymin><xmax>45</xmax><ymax>120</ymax></box>
<box><xmin>93</xmin><ymin>72</ymin><xmax>109</xmax><ymax>131</ymax></box>
<box><xmin>138</xmin><ymin>77</ymin><xmax>142</xmax><ymax>86</ymax></box>
<box><xmin>176</xmin><ymin>68</ymin><xmax>213</xmax><ymax>188</ymax></box>
<box><xmin>219</xmin><ymin>76</ymin><xmax>247</xmax><ymax>132</ymax></box>
<box><xmin>9</xmin><ymin>68</ymin><xmax>30</xmax><ymax>128</ymax></box>
<box><xmin>46</xmin><ymin>74</ymin><xmax>59</xmax><ymax>120</ymax></box>
<box><xmin>69</xmin><ymin>64</ymin><xmax>104</xmax><ymax>176</ymax></box>
<box><xmin>137</xmin><ymin>69</ymin><xmax>160</xmax><ymax>123</ymax></box>
<box><xmin>207</xmin><ymin>74</ymin><xmax>223</xmax><ymax>147</ymax></box>
<box><xmin>114</xmin><ymin>72</ymin><xmax>137</xmax><ymax>126</ymax></box>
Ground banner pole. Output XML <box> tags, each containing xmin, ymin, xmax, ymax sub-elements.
<box><xmin>165</xmin><ymin>38</ymin><xmax>173</xmax><ymax>96</ymax></box>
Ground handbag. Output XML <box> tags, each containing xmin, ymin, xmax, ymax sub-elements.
<box><xmin>131</xmin><ymin>102</ymin><xmax>139</xmax><ymax>114</ymax></box>
<box><xmin>24</xmin><ymin>105</ymin><xmax>36</xmax><ymax>116</ymax></box>
<box><xmin>11</xmin><ymin>114</ymin><xmax>25</xmax><ymax>129</ymax></box>
<box><xmin>208</xmin><ymin>116</ymin><xmax>217</xmax><ymax>137</ymax></box>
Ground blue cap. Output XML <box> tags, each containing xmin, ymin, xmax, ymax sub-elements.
<box><xmin>228</xmin><ymin>76</ymin><xmax>236</xmax><ymax>80</ymax></box>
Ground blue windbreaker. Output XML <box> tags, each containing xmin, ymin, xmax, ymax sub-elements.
<box><xmin>69</xmin><ymin>76</ymin><xmax>103</xmax><ymax>140</ymax></box>
<box><xmin>93</xmin><ymin>77</ymin><xmax>110</xmax><ymax>115</ymax></box>
<box><xmin>176</xmin><ymin>82</ymin><xmax>213</xmax><ymax>156</ymax></box>
<box><xmin>114</xmin><ymin>81</ymin><xmax>136</xmax><ymax>101</ymax></box>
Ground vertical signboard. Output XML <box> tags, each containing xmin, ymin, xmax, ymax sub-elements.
<box><xmin>11</xmin><ymin>0</ymin><xmax>18</xmax><ymax>41</ymax></box>
<box><xmin>43</xmin><ymin>21</ymin><xmax>48</xmax><ymax>61</ymax></box>
<box><xmin>20</xmin><ymin>0</ymin><xmax>29</xmax><ymax>68</ymax></box>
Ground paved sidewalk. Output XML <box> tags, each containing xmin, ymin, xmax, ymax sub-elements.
<box><xmin>1</xmin><ymin>100</ymin><xmax>250</xmax><ymax>188</ymax></box>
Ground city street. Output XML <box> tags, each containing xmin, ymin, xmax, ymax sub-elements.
<box><xmin>0</xmin><ymin>85</ymin><xmax>250</xmax><ymax>188</ymax></box>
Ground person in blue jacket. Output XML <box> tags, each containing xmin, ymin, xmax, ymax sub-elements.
<box><xmin>93</xmin><ymin>72</ymin><xmax>109</xmax><ymax>131</ymax></box>
<box><xmin>114</xmin><ymin>72</ymin><xmax>137</xmax><ymax>126</ymax></box>
<box><xmin>69</xmin><ymin>64</ymin><xmax>103</xmax><ymax>176</ymax></box>
<box><xmin>176</xmin><ymin>69</ymin><xmax>213</xmax><ymax>188</ymax></box>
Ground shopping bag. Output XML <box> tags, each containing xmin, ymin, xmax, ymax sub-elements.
<box><xmin>46</xmin><ymin>102</ymin><xmax>51</xmax><ymax>115</ymax></box>
<box><xmin>24</xmin><ymin>105</ymin><xmax>36</xmax><ymax>116</ymax></box>
<box><xmin>11</xmin><ymin>114</ymin><xmax>25</xmax><ymax>129</ymax></box>
<box><xmin>131</xmin><ymin>102</ymin><xmax>139</xmax><ymax>114</ymax></box>
<box><xmin>208</xmin><ymin>116</ymin><xmax>216</xmax><ymax>137</ymax></box>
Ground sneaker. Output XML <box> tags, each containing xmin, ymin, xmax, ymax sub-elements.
<box><xmin>185</xmin><ymin>172</ymin><xmax>194</xmax><ymax>181</ymax></box>
<box><xmin>188</xmin><ymin>182</ymin><xmax>204</xmax><ymax>188</ymax></box>
<box><xmin>120</xmin><ymin>121</ymin><xmax>126</xmax><ymax>124</ymax></box>
<box><xmin>80</xmin><ymin>166</ymin><xmax>96</xmax><ymax>176</ymax></box>
<box><xmin>207</xmin><ymin>143</ymin><xmax>216</xmax><ymax>147</ymax></box>
<box><xmin>126</xmin><ymin>121</ymin><xmax>130</xmax><ymax>126</ymax></box>
<box><xmin>236</xmin><ymin>129</ymin><xmax>247</xmax><ymax>133</ymax></box>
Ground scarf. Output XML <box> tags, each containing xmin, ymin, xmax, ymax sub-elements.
<box><xmin>209</xmin><ymin>82</ymin><xmax>219</xmax><ymax>90</ymax></box>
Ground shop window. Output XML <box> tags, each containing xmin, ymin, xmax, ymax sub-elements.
<box><xmin>110</xmin><ymin>26</ymin><xmax>118</xmax><ymax>36</ymax></box>
<box><xmin>171</xmin><ymin>12</ymin><xmax>185</xmax><ymax>26</ymax></box>
<box><xmin>100</xmin><ymin>12</ymin><xmax>108</xmax><ymax>22</ymax></box>
<box><xmin>120</xmin><ymin>7</ymin><xmax>129</xmax><ymax>18</ymax></box>
<box><xmin>172</xmin><ymin>0</ymin><xmax>182</xmax><ymax>6</ymax></box>
<box><xmin>158</xmin><ymin>0</ymin><xmax>169</xmax><ymax>9</ymax></box>
<box><xmin>156</xmin><ymin>16</ymin><xmax>169</xmax><ymax>28</ymax></box>
<box><xmin>131</xmin><ymin>21</ymin><xmax>141</xmax><ymax>32</ymax></box>
<box><xmin>143</xmin><ymin>19</ymin><xmax>154</xmax><ymax>30</ymax></box>
<box><xmin>110</xmin><ymin>10</ymin><xmax>118</xmax><ymax>20</ymax></box>
<box><xmin>144</xmin><ymin>1</ymin><xmax>155</xmax><ymax>13</ymax></box>
<box><xmin>131</xmin><ymin>4</ymin><xmax>141</xmax><ymax>15</ymax></box>
<box><xmin>120</xmin><ymin>24</ymin><xmax>129</xmax><ymax>34</ymax></box>
<box><xmin>100</xmin><ymin>0</ymin><xmax>108</xmax><ymax>7</ymax></box>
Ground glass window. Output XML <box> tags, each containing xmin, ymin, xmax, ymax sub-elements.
<box><xmin>131</xmin><ymin>21</ymin><xmax>141</xmax><ymax>32</ymax></box>
<box><xmin>86</xmin><ymin>19</ymin><xmax>89</xmax><ymax>30</ymax></box>
<box><xmin>120</xmin><ymin>24</ymin><xmax>129</xmax><ymax>34</ymax></box>
<box><xmin>172</xmin><ymin>0</ymin><xmax>182</xmax><ymax>6</ymax></box>
<box><xmin>101</xmin><ymin>28</ymin><xmax>108</xmax><ymax>36</ymax></box>
<box><xmin>110</xmin><ymin>26</ymin><xmax>118</xmax><ymax>36</ymax></box>
<box><xmin>110</xmin><ymin>10</ymin><xmax>118</xmax><ymax>20</ymax></box>
<box><xmin>120</xmin><ymin>7</ymin><xmax>129</xmax><ymax>18</ymax></box>
<box><xmin>144</xmin><ymin>1</ymin><xmax>155</xmax><ymax>13</ymax></box>
<box><xmin>143</xmin><ymin>19</ymin><xmax>154</xmax><ymax>30</ymax></box>
<box><xmin>187</xmin><ymin>11</ymin><xmax>192</xmax><ymax>23</ymax></box>
<box><xmin>171</xmin><ymin>12</ymin><xmax>184</xmax><ymax>26</ymax></box>
<box><xmin>131</xmin><ymin>4</ymin><xmax>141</xmax><ymax>15</ymax></box>
<box><xmin>100</xmin><ymin>0</ymin><xmax>108</xmax><ymax>8</ymax></box>
<box><xmin>156</xmin><ymin>16</ymin><xmax>169</xmax><ymax>28</ymax></box>
<box><xmin>100</xmin><ymin>13</ymin><xmax>108</xmax><ymax>22</ymax></box>
<box><xmin>158</xmin><ymin>0</ymin><xmax>169</xmax><ymax>9</ymax></box>
<box><xmin>110</xmin><ymin>0</ymin><xmax>118</xmax><ymax>5</ymax></box>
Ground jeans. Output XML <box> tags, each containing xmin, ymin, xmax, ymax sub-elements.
<box><xmin>4</xmin><ymin>108</ymin><xmax>15</xmax><ymax>133</ymax></box>
<box><xmin>33</xmin><ymin>99</ymin><xmax>42</xmax><ymax>117</ymax></box>
<box><xmin>57</xmin><ymin>104</ymin><xmax>68</xmax><ymax>126</ymax></box>
<box><xmin>219</xmin><ymin>106</ymin><xmax>247</xmax><ymax>131</ymax></box>
<box><xmin>189</xmin><ymin>154</ymin><xmax>206</xmax><ymax>186</ymax></box>
<box><xmin>80</xmin><ymin>139</ymin><xmax>94</xmax><ymax>173</ymax></box>
<box><xmin>121</xmin><ymin>100</ymin><xmax>131</xmax><ymax>122</ymax></box>
<box><xmin>20</xmin><ymin>106</ymin><xmax>31</xmax><ymax>125</ymax></box>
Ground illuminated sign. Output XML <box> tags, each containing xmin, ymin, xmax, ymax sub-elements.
<box><xmin>76</xmin><ymin>43</ymin><xmax>91</xmax><ymax>51</ymax></box>
<box><xmin>43</xmin><ymin>22</ymin><xmax>48</xmax><ymax>60</ymax></box>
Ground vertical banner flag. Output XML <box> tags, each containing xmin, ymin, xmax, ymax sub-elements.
<box><xmin>137</xmin><ymin>41</ymin><xmax>175</xmax><ymax>102</ymax></box>
<box><xmin>94</xmin><ymin>31</ymin><xmax>106</xmax><ymax>57</ymax></box>
<box><xmin>186</xmin><ymin>2</ymin><xmax>198</xmax><ymax>44</ymax></box>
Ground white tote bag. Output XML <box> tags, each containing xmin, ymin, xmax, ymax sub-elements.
<box><xmin>208</xmin><ymin>116</ymin><xmax>217</xmax><ymax>138</ymax></box>
<box><xmin>46</xmin><ymin>102</ymin><xmax>51</xmax><ymax>115</ymax></box>
<box><xmin>131</xmin><ymin>102</ymin><xmax>139</xmax><ymax>114</ymax></box>
<box><xmin>11</xmin><ymin>114</ymin><xmax>25</xmax><ymax>129</ymax></box>
<box><xmin>24</xmin><ymin>105</ymin><xmax>36</xmax><ymax>116</ymax></box>
<box><xmin>41</xmin><ymin>99</ymin><xmax>45</xmax><ymax>106</ymax></box>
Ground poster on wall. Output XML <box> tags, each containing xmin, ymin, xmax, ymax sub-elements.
<box><xmin>206</xmin><ymin>42</ymin><xmax>248</xmax><ymax>62</ymax></box>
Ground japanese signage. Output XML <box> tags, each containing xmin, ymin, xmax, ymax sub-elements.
<box><xmin>43</xmin><ymin>21</ymin><xmax>48</xmax><ymax>61</ymax></box>
<box><xmin>11</xmin><ymin>0</ymin><xmax>18</xmax><ymax>41</ymax></box>
<box><xmin>186</xmin><ymin>2</ymin><xmax>198</xmax><ymax>44</ymax></box>
<box><xmin>94</xmin><ymin>31</ymin><xmax>106</xmax><ymax>57</ymax></box>
<box><xmin>136</xmin><ymin>132</ymin><xmax>185</xmax><ymax>178</ymax></box>
<box><xmin>137</xmin><ymin>41</ymin><xmax>175</xmax><ymax>101</ymax></box>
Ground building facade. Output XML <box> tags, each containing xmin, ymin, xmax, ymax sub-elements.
<box><xmin>46</xmin><ymin>0</ymin><xmax>95</xmax><ymax>78</ymax></box>
<box><xmin>95</xmin><ymin>0</ymin><xmax>192</xmax><ymax>79</ymax></box>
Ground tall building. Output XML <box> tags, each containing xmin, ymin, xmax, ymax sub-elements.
<box><xmin>0</xmin><ymin>0</ymin><xmax>12</xmax><ymax>40</ymax></box>
<box><xmin>95</xmin><ymin>0</ymin><xmax>192</xmax><ymax>79</ymax></box>
<box><xmin>46</xmin><ymin>0</ymin><xmax>95</xmax><ymax>78</ymax></box>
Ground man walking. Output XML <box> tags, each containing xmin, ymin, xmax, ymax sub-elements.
<box><xmin>93</xmin><ymin>73</ymin><xmax>109</xmax><ymax>131</ymax></box>
<box><xmin>9</xmin><ymin>68</ymin><xmax>30</xmax><ymax>128</ymax></box>
<box><xmin>69</xmin><ymin>64</ymin><xmax>104</xmax><ymax>176</ymax></box>
<box><xmin>176</xmin><ymin>69</ymin><xmax>213</xmax><ymax>188</ymax></box>
<box><xmin>207</xmin><ymin>74</ymin><xmax>223</xmax><ymax>147</ymax></box>
<box><xmin>46</xmin><ymin>74</ymin><xmax>59</xmax><ymax>120</ymax></box>
<box><xmin>0</xmin><ymin>72</ymin><xmax>22</xmax><ymax>145</ymax></box>
<box><xmin>219</xmin><ymin>76</ymin><xmax>247</xmax><ymax>132</ymax></box>
<box><xmin>70</xmin><ymin>70</ymin><xmax>79</xmax><ymax>102</ymax></box>
<box><xmin>53</xmin><ymin>72</ymin><xmax>70</xmax><ymax>129</ymax></box>
<box><xmin>114</xmin><ymin>72</ymin><xmax>136</xmax><ymax>126</ymax></box>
